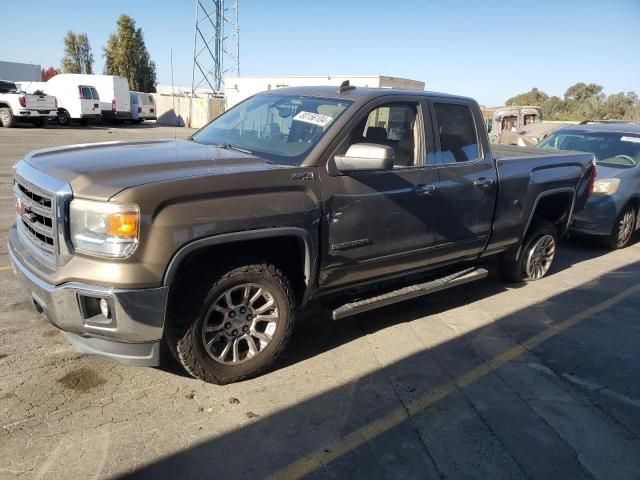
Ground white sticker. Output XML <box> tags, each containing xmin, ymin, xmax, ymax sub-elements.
<box><xmin>621</xmin><ymin>136</ymin><xmax>640</xmax><ymax>143</ymax></box>
<box><xmin>293</xmin><ymin>111</ymin><xmax>334</xmax><ymax>127</ymax></box>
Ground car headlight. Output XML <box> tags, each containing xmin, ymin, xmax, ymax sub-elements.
<box><xmin>592</xmin><ymin>178</ymin><xmax>621</xmax><ymax>196</ymax></box>
<box><xmin>69</xmin><ymin>199</ymin><xmax>140</xmax><ymax>257</ymax></box>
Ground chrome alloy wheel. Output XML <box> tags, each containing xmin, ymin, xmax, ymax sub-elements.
<box><xmin>525</xmin><ymin>234</ymin><xmax>556</xmax><ymax>280</ymax></box>
<box><xmin>201</xmin><ymin>283</ymin><xmax>279</xmax><ymax>365</ymax></box>
<box><xmin>617</xmin><ymin>209</ymin><xmax>635</xmax><ymax>246</ymax></box>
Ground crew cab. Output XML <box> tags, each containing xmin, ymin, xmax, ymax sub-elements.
<box><xmin>0</xmin><ymin>79</ymin><xmax>57</xmax><ymax>128</ymax></box>
<box><xmin>8</xmin><ymin>84</ymin><xmax>595</xmax><ymax>384</ymax></box>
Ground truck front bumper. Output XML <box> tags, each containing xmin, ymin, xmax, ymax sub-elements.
<box><xmin>8</xmin><ymin>226</ymin><xmax>168</xmax><ymax>366</ymax></box>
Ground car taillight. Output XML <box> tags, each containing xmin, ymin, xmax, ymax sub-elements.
<box><xmin>112</xmin><ymin>99</ymin><xmax>116</xmax><ymax>112</ymax></box>
<box><xmin>18</xmin><ymin>95</ymin><xmax>26</xmax><ymax>107</ymax></box>
<box><xmin>588</xmin><ymin>163</ymin><xmax>597</xmax><ymax>196</ymax></box>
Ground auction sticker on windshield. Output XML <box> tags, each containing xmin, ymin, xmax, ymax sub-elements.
<box><xmin>621</xmin><ymin>136</ymin><xmax>640</xmax><ymax>143</ymax></box>
<box><xmin>293</xmin><ymin>111</ymin><xmax>334</xmax><ymax>127</ymax></box>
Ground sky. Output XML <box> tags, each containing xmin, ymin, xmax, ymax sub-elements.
<box><xmin>1</xmin><ymin>0</ymin><xmax>639</xmax><ymax>106</ymax></box>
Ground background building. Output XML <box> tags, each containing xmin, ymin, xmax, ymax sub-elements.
<box><xmin>0</xmin><ymin>61</ymin><xmax>41</xmax><ymax>81</ymax></box>
<box><xmin>224</xmin><ymin>75</ymin><xmax>425</xmax><ymax>108</ymax></box>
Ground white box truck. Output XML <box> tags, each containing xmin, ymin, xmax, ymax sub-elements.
<box><xmin>20</xmin><ymin>75</ymin><xmax>102</xmax><ymax>125</ymax></box>
<box><xmin>47</xmin><ymin>74</ymin><xmax>130</xmax><ymax>122</ymax></box>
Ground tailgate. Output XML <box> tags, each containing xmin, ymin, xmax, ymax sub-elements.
<box><xmin>24</xmin><ymin>94</ymin><xmax>56</xmax><ymax>110</ymax></box>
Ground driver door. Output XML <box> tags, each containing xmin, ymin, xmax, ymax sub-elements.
<box><xmin>318</xmin><ymin>97</ymin><xmax>441</xmax><ymax>290</ymax></box>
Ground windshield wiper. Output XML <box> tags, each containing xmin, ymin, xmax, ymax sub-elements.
<box><xmin>217</xmin><ymin>143</ymin><xmax>254</xmax><ymax>155</ymax></box>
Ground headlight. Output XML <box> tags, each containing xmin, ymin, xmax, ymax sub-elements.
<box><xmin>69</xmin><ymin>199</ymin><xmax>140</xmax><ymax>257</ymax></box>
<box><xmin>592</xmin><ymin>178</ymin><xmax>621</xmax><ymax>196</ymax></box>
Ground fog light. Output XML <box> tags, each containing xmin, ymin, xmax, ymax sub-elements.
<box><xmin>100</xmin><ymin>298</ymin><xmax>111</xmax><ymax>318</ymax></box>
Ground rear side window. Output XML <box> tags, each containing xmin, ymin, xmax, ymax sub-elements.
<box><xmin>81</xmin><ymin>86</ymin><xmax>92</xmax><ymax>99</ymax></box>
<box><xmin>90</xmin><ymin>88</ymin><xmax>99</xmax><ymax>100</ymax></box>
<box><xmin>433</xmin><ymin>103</ymin><xmax>480</xmax><ymax>163</ymax></box>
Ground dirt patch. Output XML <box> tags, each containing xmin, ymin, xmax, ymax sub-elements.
<box><xmin>57</xmin><ymin>368</ymin><xmax>107</xmax><ymax>392</ymax></box>
<box><xmin>42</xmin><ymin>330</ymin><xmax>59</xmax><ymax>338</ymax></box>
<box><xmin>0</xmin><ymin>392</ymin><xmax>17</xmax><ymax>400</ymax></box>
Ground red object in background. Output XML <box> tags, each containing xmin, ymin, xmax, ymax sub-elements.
<box><xmin>41</xmin><ymin>67</ymin><xmax>59</xmax><ymax>82</ymax></box>
<box><xmin>112</xmin><ymin>99</ymin><xmax>116</xmax><ymax>112</ymax></box>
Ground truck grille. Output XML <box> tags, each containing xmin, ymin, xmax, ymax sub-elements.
<box><xmin>14</xmin><ymin>179</ymin><xmax>57</xmax><ymax>258</ymax></box>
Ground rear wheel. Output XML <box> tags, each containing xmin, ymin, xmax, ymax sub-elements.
<box><xmin>166</xmin><ymin>263</ymin><xmax>296</xmax><ymax>384</ymax></box>
<box><xmin>605</xmin><ymin>204</ymin><xmax>636</xmax><ymax>249</ymax></box>
<box><xmin>0</xmin><ymin>108</ymin><xmax>15</xmax><ymax>128</ymax></box>
<box><xmin>500</xmin><ymin>218</ymin><xmax>558</xmax><ymax>282</ymax></box>
<box><xmin>57</xmin><ymin>110</ymin><xmax>70</xmax><ymax>126</ymax></box>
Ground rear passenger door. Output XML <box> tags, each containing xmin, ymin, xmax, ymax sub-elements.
<box><xmin>427</xmin><ymin>99</ymin><xmax>497</xmax><ymax>263</ymax></box>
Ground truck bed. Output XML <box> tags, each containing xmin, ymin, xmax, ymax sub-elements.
<box><xmin>491</xmin><ymin>144</ymin><xmax>585</xmax><ymax>160</ymax></box>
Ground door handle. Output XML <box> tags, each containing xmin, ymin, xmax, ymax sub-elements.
<box><xmin>473</xmin><ymin>178</ymin><xmax>494</xmax><ymax>188</ymax></box>
<box><xmin>414</xmin><ymin>184</ymin><xmax>437</xmax><ymax>195</ymax></box>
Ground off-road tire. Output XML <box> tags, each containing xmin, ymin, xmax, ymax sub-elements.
<box><xmin>0</xmin><ymin>108</ymin><xmax>15</xmax><ymax>128</ymax></box>
<box><xmin>604</xmin><ymin>204</ymin><xmax>636</xmax><ymax>249</ymax></box>
<box><xmin>166</xmin><ymin>263</ymin><xmax>296</xmax><ymax>384</ymax></box>
<box><xmin>499</xmin><ymin>218</ymin><xmax>558</xmax><ymax>283</ymax></box>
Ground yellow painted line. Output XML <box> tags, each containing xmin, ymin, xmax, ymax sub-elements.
<box><xmin>268</xmin><ymin>282</ymin><xmax>640</xmax><ymax>480</ymax></box>
<box><xmin>0</xmin><ymin>265</ymin><xmax>13</xmax><ymax>272</ymax></box>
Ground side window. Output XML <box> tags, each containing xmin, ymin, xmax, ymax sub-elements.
<box><xmin>90</xmin><ymin>88</ymin><xmax>100</xmax><ymax>100</ymax></box>
<box><xmin>344</xmin><ymin>102</ymin><xmax>420</xmax><ymax>168</ymax></box>
<box><xmin>433</xmin><ymin>103</ymin><xmax>480</xmax><ymax>164</ymax></box>
<box><xmin>81</xmin><ymin>86</ymin><xmax>92</xmax><ymax>99</ymax></box>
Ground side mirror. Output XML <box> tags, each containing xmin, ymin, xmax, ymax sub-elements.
<box><xmin>334</xmin><ymin>143</ymin><xmax>395</xmax><ymax>172</ymax></box>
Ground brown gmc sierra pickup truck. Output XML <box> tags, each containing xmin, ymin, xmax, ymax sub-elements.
<box><xmin>9</xmin><ymin>84</ymin><xmax>596</xmax><ymax>384</ymax></box>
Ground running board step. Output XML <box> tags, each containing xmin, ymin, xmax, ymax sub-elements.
<box><xmin>332</xmin><ymin>267</ymin><xmax>489</xmax><ymax>320</ymax></box>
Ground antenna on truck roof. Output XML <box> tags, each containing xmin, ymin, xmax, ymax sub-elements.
<box><xmin>338</xmin><ymin>80</ymin><xmax>356</xmax><ymax>94</ymax></box>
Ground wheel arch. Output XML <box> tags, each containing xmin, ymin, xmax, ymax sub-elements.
<box><xmin>505</xmin><ymin>188</ymin><xmax>575</xmax><ymax>261</ymax></box>
<box><xmin>163</xmin><ymin>227</ymin><xmax>316</xmax><ymax>305</ymax></box>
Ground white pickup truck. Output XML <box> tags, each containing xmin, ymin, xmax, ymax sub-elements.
<box><xmin>0</xmin><ymin>79</ymin><xmax>57</xmax><ymax>128</ymax></box>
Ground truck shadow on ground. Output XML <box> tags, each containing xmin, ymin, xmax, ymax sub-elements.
<box><xmin>128</xmin><ymin>256</ymin><xmax>640</xmax><ymax>479</ymax></box>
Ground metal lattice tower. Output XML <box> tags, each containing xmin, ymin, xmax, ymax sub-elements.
<box><xmin>191</xmin><ymin>0</ymin><xmax>239</xmax><ymax>96</ymax></box>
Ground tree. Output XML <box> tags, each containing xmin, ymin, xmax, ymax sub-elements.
<box><xmin>61</xmin><ymin>31</ymin><xmax>94</xmax><ymax>74</ymax></box>
<box><xmin>564</xmin><ymin>82</ymin><xmax>604</xmax><ymax>102</ymax></box>
<box><xmin>103</xmin><ymin>15</ymin><xmax>157</xmax><ymax>92</ymax></box>
<box><xmin>505</xmin><ymin>87</ymin><xmax>549</xmax><ymax>107</ymax></box>
<box><xmin>41</xmin><ymin>67</ymin><xmax>59</xmax><ymax>81</ymax></box>
<box><xmin>504</xmin><ymin>84</ymin><xmax>640</xmax><ymax>121</ymax></box>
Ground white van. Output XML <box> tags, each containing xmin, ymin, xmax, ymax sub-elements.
<box><xmin>130</xmin><ymin>91</ymin><xmax>157</xmax><ymax>123</ymax></box>
<box><xmin>46</xmin><ymin>74</ymin><xmax>131</xmax><ymax>122</ymax></box>
<box><xmin>34</xmin><ymin>75</ymin><xmax>102</xmax><ymax>125</ymax></box>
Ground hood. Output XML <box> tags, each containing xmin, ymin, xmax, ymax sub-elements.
<box><xmin>23</xmin><ymin>140</ymin><xmax>289</xmax><ymax>200</ymax></box>
<box><xmin>594</xmin><ymin>162</ymin><xmax>636</xmax><ymax>179</ymax></box>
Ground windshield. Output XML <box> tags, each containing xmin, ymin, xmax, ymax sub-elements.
<box><xmin>537</xmin><ymin>131</ymin><xmax>640</xmax><ymax>167</ymax></box>
<box><xmin>0</xmin><ymin>80</ymin><xmax>18</xmax><ymax>94</ymax></box>
<box><xmin>191</xmin><ymin>93</ymin><xmax>352</xmax><ymax>165</ymax></box>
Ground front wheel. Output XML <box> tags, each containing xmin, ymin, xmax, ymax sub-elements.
<box><xmin>605</xmin><ymin>204</ymin><xmax>636</xmax><ymax>249</ymax></box>
<box><xmin>167</xmin><ymin>263</ymin><xmax>296</xmax><ymax>384</ymax></box>
<box><xmin>500</xmin><ymin>218</ymin><xmax>558</xmax><ymax>283</ymax></box>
